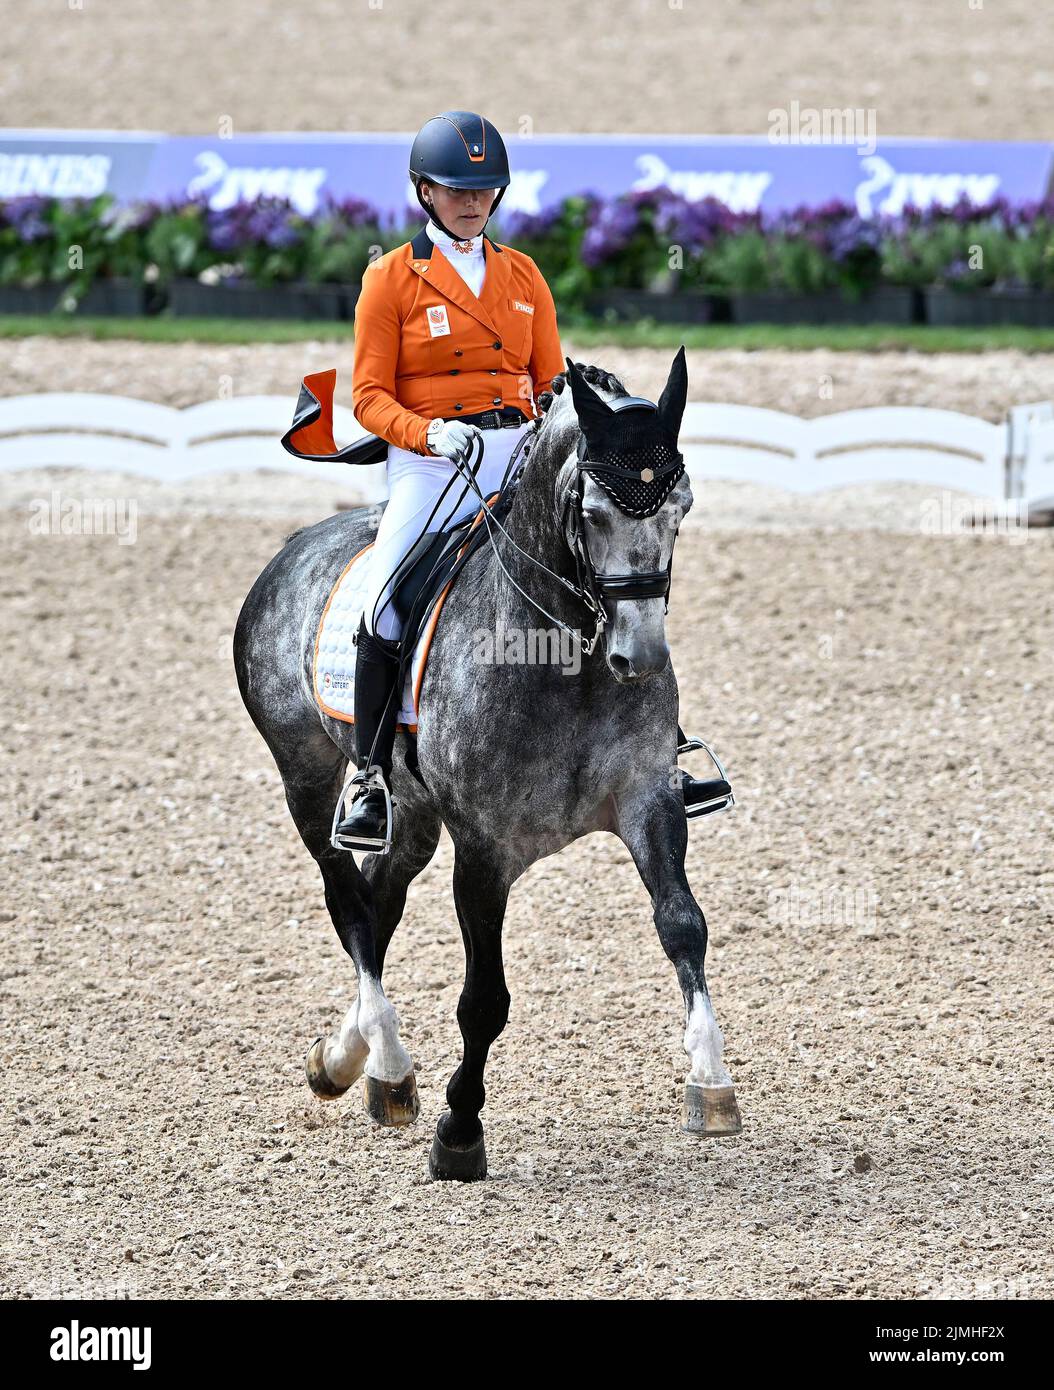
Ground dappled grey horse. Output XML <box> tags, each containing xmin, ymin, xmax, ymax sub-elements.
<box><xmin>234</xmin><ymin>353</ymin><xmax>741</xmax><ymax>1181</ymax></box>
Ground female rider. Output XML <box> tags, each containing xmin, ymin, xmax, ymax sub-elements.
<box><xmin>336</xmin><ymin>110</ymin><xmax>563</xmax><ymax>851</ymax></box>
<box><xmin>336</xmin><ymin>111</ymin><xmax>727</xmax><ymax>852</ymax></box>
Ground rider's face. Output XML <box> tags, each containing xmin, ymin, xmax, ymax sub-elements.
<box><xmin>422</xmin><ymin>182</ymin><xmax>498</xmax><ymax>237</ymax></box>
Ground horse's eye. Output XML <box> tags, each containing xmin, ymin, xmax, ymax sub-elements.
<box><xmin>582</xmin><ymin>509</ymin><xmax>606</xmax><ymax>526</ymax></box>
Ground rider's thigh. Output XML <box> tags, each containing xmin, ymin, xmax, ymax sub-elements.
<box><xmin>363</xmin><ymin>454</ymin><xmax>455</xmax><ymax>638</ymax></box>
<box><xmin>363</xmin><ymin>427</ymin><xmax>531</xmax><ymax>638</ymax></box>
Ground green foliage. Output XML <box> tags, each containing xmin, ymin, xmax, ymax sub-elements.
<box><xmin>2</xmin><ymin>193</ymin><xmax>1054</xmax><ymax>312</ymax></box>
<box><xmin>143</xmin><ymin>203</ymin><xmax>211</xmax><ymax>283</ymax></box>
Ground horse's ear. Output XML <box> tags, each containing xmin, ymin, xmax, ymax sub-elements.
<box><xmin>657</xmin><ymin>345</ymin><xmax>688</xmax><ymax>438</ymax></box>
<box><xmin>565</xmin><ymin>357</ymin><xmax>613</xmax><ymax>436</ymax></box>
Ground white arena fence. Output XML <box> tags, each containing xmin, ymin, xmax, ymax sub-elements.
<box><xmin>0</xmin><ymin>393</ymin><xmax>1052</xmax><ymax>504</ymax></box>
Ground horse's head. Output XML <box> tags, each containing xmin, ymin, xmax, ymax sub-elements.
<box><xmin>553</xmin><ymin>350</ymin><xmax>692</xmax><ymax>683</ymax></box>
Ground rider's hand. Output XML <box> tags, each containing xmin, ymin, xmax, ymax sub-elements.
<box><xmin>427</xmin><ymin>419</ymin><xmax>484</xmax><ymax>464</ymax></box>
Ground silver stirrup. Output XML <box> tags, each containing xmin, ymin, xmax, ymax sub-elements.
<box><xmin>678</xmin><ymin>736</ymin><xmax>736</xmax><ymax>820</ymax></box>
<box><xmin>330</xmin><ymin>766</ymin><xmax>393</xmax><ymax>855</ymax></box>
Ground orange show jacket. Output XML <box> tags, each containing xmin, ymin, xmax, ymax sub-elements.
<box><xmin>351</xmin><ymin>227</ymin><xmax>564</xmax><ymax>456</ymax></box>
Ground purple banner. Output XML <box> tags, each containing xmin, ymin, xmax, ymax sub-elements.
<box><xmin>0</xmin><ymin>132</ymin><xmax>157</xmax><ymax>201</ymax></box>
<box><xmin>2</xmin><ymin>130</ymin><xmax>1052</xmax><ymax>218</ymax></box>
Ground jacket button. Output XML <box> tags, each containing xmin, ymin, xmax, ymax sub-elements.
<box><xmin>454</xmin><ymin>348</ymin><xmax>463</xmax><ymax>357</ymax></box>
<box><xmin>492</xmin><ymin>341</ymin><xmax>502</xmax><ymax>350</ymax></box>
<box><xmin>488</xmin><ymin>369</ymin><xmax>497</xmax><ymax>375</ymax></box>
<box><xmin>492</xmin><ymin>397</ymin><xmax>501</xmax><ymax>405</ymax></box>
<box><xmin>450</xmin><ymin>369</ymin><xmax>459</xmax><ymax>375</ymax></box>
<box><xmin>454</xmin><ymin>403</ymin><xmax>463</xmax><ymax>411</ymax></box>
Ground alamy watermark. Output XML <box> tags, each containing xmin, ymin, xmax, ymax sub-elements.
<box><xmin>28</xmin><ymin>489</ymin><xmax>138</xmax><ymax>545</ymax></box>
<box><xmin>768</xmin><ymin>883</ymin><xmax>878</xmax><ymax>935</ymax></box>
<box><xmin>28</xmin><ymin>1271</ymin><xmax>140</xmax><ymax>1301</ymax></box>
<box><xmin>917</xmin><ymin>1270</ymin><xmax>1034</xmax><ymax>1300</ymax></box>
<box><xmin>920</xmin><ymin>492</ymin><xmax>1029</xmax><ymax>545</ymax></box>
<box><xmin>472</xmin><ymin>621</ymin><xmax>581</xmax><ymax>675</ymax></box>
<box><xmin>768</xmin><ymin>100</ymin><xmax>877</xmax><ymax>156</ymax></box>
<box><xmin>50</xmin><ymin>1320</ymin><xmax>151</xmax><ymax>1370</ymax></box>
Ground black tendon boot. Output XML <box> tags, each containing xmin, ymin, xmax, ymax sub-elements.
<box><xmin>676</xmin><ymin>725</ymin><xmax>735</xmax><ymax>820</ymax></box>
<box><xmin>333</xmin><ymin>618</ymin><xmax>403</xmax><ymax>852</ymax></box>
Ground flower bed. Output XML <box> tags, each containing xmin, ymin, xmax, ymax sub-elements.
<box><xmin>1</xmin><ymin>191</ymin><xmax>1052</xmax><ymax>322</ymax></box>
<box><xmin>508</xmin><ymin>192</ymin><xmax>1054</xmax><ymax>322</ymax></box>
<box><xmin>0</xmin><ymin>193</ymin><xmax>410</xmax><ymax>317</ymax></box>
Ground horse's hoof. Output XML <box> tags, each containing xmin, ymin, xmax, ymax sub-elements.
<box><xmin>363</xmin><ymin>1071</ymin><xmax>420</xmax><ymax>1127</ymax></box>
<box><xmin>305</xmin><ymin>1037</ymin><xmax>351</xmax><ymax>1100</ymax></box>
<box><xmin>682</xmin><ymin>1084</ymin><xmax>743</xmax><ymax>1137</ymax></box>
<box><xmin>428</xmin><ymin>1127</ymin><xmax>487</xmax><ymax>1183</ymax></box>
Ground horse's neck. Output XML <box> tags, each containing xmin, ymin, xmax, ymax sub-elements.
<box><xmin>494</xmin><ymin>433</ymin><xmax>581</xmax><ymax>628</ymax></box>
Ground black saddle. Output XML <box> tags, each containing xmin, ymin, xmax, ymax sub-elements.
<box><xmin>390</xmin><ymin>485</ymin><xmax>518</xmax><ymax>656</ymax></box>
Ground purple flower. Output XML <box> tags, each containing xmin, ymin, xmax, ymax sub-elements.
<box><xmin>500</xmin><ymin>204</ymin><xmax>565</xmax><ymax>242</ymax></box>
<box><xmin>827</xmin><ymin>215</ymin><xmax>881</xmax><ymax>263</ymax></box>
<box><xmin>655</xmin><ymin>195</ymin><xmax>752</xmax><ymax>252</ymax></box>
<box><xmin>2</xmin><ymin>196</ymin><xmax>51</xmax><ymax>242</ymax></box>
<box><xmin>205</xmin><ymin>198</ymin><xmax>303</xmax><ymax>252</ymax></box>
<box><xmin>581</xmin><ymin>196</ymin><xmax>643</xmax><ymax>266</ymax></box>
<box><xmin>321</xmin><ymin>194</ymin><xmax>384</xmax><ymax>229</ymax></box>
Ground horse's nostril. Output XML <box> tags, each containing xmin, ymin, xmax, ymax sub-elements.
<box><xmin>609</xmin><ymin>645</ymin><xmax>669</xmax><ymax>682</ymax></box>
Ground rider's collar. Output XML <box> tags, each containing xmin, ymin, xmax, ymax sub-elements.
<box><xmin>426</xmin><ymin>221</ymin><xmax>484</xmax><ymax>256</ymax></box>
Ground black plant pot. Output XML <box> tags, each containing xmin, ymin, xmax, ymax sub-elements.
<box><xmin>72</xmin><ymin>279</ymin><xmax>146</xmax><ymax>316</ymax></box>
<box><xmin>924</xmin><ymin>287</ymin><xmax>1054</xmax><ymax>327</ymax></box>
<box><xmin>0</xmin><ymin>284</ymin><xmax>68</xmax><ymax>314</ymax></box>
<box><xmin>587</xmin><ymin>288</ymin><xmax>731</xmax><ymax>325</ymax></box>
<box><xmin>728</xmin><ymin>287</ymin><xmax>919</xmax><ymax>325</ymax></box>
<box><xmin>166</xmin><ymin>279</ymin><xmax>348</xmax><ymax>320</ymax></box>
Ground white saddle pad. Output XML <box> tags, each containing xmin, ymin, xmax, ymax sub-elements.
<box><xmin>314</xmin><ymin>543</ymin><xmax>445</xmax><ymax>731</ymax></box>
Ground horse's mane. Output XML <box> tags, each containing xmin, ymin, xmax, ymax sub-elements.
<box><xmin>528</xmin><ymin>362</ymin><xmax>630</xmax><ymax>473</ymax></box>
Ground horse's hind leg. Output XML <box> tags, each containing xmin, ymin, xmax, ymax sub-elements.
<box><xmin>281</xmin><ymin>757</ymin><xmax>437</xmax><ymax>1125</ymax></box>
<box><xmin>428</xmin><ymin>842</ymin><xmax>512</xmax><ymax>1182</ymax></box>
<box><xmin>618</xmin><ymin>787</ymin><xmax>742</xmax><ymax>1138</ymax></box>
<box><xmin>314</xmin><ymin>851</ymin><xmax>420</xmax><ymax>1125</ymax></box>
<box><xmin>354</xmin><ymin>804</ymin><xmax>442</xmax><ymax>1122</ymax></box>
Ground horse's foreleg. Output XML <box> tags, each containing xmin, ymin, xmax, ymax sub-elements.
<box><xmin>429</xmin><ymin>844</ymin><xmax>512</xmax><ymax>1182</ymax></box>
<box><xmin>618</xmin><ymin>788</ymin><xmax>742</xmax><ymax>1138</ymax></box>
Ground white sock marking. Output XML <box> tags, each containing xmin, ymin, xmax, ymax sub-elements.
<box><xmin>684</xmin><ymin>989</ymin><xmax>733</xmax><ymax>1088</ymax></box>
<box><xmin>322</xmin><ymin>996</ymin><xmax>370</xmax><ymax>1087</ymax></box>
<box><xmin>356</xmin><ymin>975</ymin><xmax>413</xmax><ymax>1083</ymax></box>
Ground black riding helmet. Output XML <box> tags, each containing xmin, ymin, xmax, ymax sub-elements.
<box><xmin>408</xmin><ymin>111</ymin><xmax>510</xmax><ymax>238</ymax></box>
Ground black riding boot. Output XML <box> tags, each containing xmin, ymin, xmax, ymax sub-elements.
<box><xmin>334</xmin><ymin>618</ymin><xmax>402</xmax><ymax>852</ymax></box>
<box><xmin>677</xmin><ymin>725</ymin><xmax>735</xmax><ymax>820</ymax></box>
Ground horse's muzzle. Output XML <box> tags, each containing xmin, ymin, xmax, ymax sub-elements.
<box><xmin>606</xmin><ymin>642</ymin><xmax>670</xmax><ymax>683</ymax></box>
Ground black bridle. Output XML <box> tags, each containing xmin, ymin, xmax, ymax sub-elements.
<box><xmin>401</xmin><ymin>397</ymin><xmax>685</xmax><ymax>659</ymax></box>
<box><xmin>559</xmin><ymin>398</ymin><xmax>685</xmax><ymax>648</ymax></box>
<box><xmin>566</xmin><ymin>431</ymin><xmax>680</xmax><ymax>586</ymax></box>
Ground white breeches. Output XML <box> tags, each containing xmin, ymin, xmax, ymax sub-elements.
<box><xmin>363</xmin><ymin>423</ymin><xmax>531</xmax><ymax>640</ymax></box>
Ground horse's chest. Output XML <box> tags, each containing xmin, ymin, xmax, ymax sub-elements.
<box><xmin>420</xmin><ymin>708</ymin><xmax>621</xmax><ymax>840</ymax></box>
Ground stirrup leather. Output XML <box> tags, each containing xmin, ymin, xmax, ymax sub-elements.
<box><xmin>678</xmin><ymin>737</ymin><xmax>736</xmax><ymax>820</ymax></box>
<box><xmin>331</xmin><ymin>767</ymin><xmax>393</xmax><ymax>855</ymax></box>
